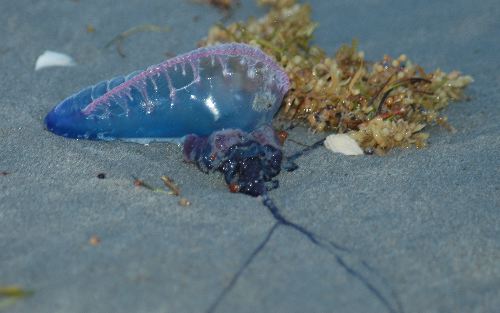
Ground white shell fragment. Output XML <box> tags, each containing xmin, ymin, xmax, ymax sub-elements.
<box><xmin>35</xmin><ymin>50</ymin><xmax>76</xmax><ymax>71</ymax></box>
<box><xmin>324</xmin><ymin>134</ymin><xmax>364</xmax><ymax>156</ymax></box>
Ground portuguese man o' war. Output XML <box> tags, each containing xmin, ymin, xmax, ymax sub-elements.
<box><xmin>45</xmin><ymin>43</ymin><xmax>292</xmax><ymax>196</ymax></box>
<box><xmin>44</xmin><ymin>43</ymin><xmax>289</xmax><ymax>143</ymax></box>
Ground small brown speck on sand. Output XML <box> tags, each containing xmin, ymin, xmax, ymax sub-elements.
<box><xmin>89</xmin><ymin>235</ymin><xmax>101</xmax><ymax>246</ymax></box>
<box><xmin>179</xmin><ymin>198</ymin><xmax>191</xmax><ymax>206</ymax></box>
<box><xmin>86</xmin><ymin>24</ymin><xmax>95</xmax><ymax>33</ymax></box>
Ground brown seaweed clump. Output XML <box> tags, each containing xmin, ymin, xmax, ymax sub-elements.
<box><xmin>199</xmin><ymin>0</ymin><xmax>473</xmax><ymax>154</ymax></box>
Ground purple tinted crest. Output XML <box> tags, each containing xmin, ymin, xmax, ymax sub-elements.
<box><xmin>45</xmin><ymin>43</ymin><xmax>290</xmax><ymax>143</ymax></box>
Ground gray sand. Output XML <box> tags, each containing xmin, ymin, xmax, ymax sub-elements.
<box><xmin>1</xmin><ymin>1</ymin><xmax>499</xmax><ymax>312</ymax></box>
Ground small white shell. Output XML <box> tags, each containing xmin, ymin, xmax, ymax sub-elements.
<box><xmin>35</xmin><ymin>50</ymin><xmax>76</xmax><ymax>71</ymax></box>
<box><xmin>324</xmin><ymin>134</ymin><xmax>364</xmax><ymax>156</ymax></box>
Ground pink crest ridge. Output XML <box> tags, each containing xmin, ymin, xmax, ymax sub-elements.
<box><xmin>81</xmin><ymin>43</ymin><xmax>290</xmax><ymax>115</ymax></box>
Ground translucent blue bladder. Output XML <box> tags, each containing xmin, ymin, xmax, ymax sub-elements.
<box><xmin>45</xmin><ymin>43</ymin><xmax>289</xmax><ymax>143</ymax></box>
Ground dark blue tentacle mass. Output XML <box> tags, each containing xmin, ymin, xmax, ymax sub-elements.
<box><xmin>183</xmin><ymin>125</ymin><xmax>284</xmax><ymax>197</ymax></box>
